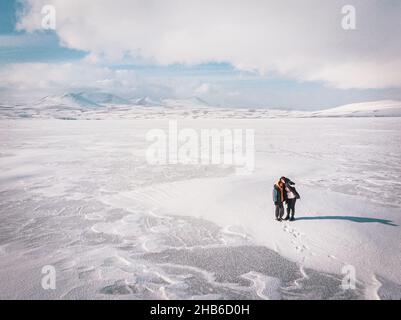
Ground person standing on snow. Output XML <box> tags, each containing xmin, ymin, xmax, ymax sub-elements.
<box><xmin>281</xmin><ymin>177</ymin><xmax>300</xmax><ymax>221</ymax></box>
<box><xmin>273</xmin><ymin>179</ymin><xmax>286</xmax><ymax>221</ymax></box>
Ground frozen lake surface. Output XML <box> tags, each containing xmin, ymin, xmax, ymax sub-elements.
<box><xmin>0</xmin><ymin>118</ymin><xmax>400</xmax><ymax>299</ymax></box>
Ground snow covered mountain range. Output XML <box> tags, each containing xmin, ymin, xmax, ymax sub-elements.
<box><xmin>1</xmin><ymin>94</ymin><xmax>401</xmax><ymax>119</ymax></box>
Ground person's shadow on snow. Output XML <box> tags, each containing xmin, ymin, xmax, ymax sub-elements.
<box><xmin>295</xmin><ymin>216</ymin><xmax>398</xmax><ymax>226</ymax></box>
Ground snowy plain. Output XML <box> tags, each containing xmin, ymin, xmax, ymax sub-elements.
<box><xmin>0</xmin><ymin>101</ymin><xmax>400</xmax><ymax>300</ymax></box>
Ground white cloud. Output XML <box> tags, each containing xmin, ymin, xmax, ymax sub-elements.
<box><xmin>15</xmin><ymin>0</ymin><xmax>401</xmax><ymax>89</ymax></box>
<box><xmin>194</xmin><ymin>83</ymin><xmax>211</xmax><ymax>95</ymax></box>
<box><xmin>0</xmin><ymin>62</ymin><xmax>135</xmax><ymax>92</ymax></box>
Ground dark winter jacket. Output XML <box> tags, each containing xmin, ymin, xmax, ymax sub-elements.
<box><xmin>283</xmin><ymin>178</ymin><xmax>301</xmax><ymax>201</ymax></box>
<box><xmin>285</xmin><ymin>183</ymin><xmax>300</xmax><ymax>200</ymax></box>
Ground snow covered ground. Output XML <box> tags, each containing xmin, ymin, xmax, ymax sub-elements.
<box><xmin>0</xmin><ymin>116</ymin><xmax>400</xmax><ymax>300</ymax></box>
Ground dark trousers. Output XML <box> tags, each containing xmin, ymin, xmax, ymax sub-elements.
<box><xmin>285</xmin><ymin>198</ymin><xmax>296</xmax><ymax>219</ymax></box>
<box><xmin>275</xmin><ymin>203</ymin><xmax>284</xmax><ymax>219</ymax></box>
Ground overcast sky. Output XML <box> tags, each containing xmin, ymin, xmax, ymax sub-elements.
<box><xmin>1</xmin><ymin>0</ymin><xmax>401</xmax><ymax>109</ymax></box>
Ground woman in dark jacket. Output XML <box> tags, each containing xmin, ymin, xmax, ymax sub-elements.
<box><xmin>280</xmin><ymin>177</ymin><xmax>300</xmax><ymax>221</ymax></box>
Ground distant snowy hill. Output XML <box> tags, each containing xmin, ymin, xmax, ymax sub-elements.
<box><xmin>133</xmin><ymin>97</ymin><xmax>162</xmax><ymax>106</ymax></box>
<box><xmin>35</xmin><ymin>92</ymin><xmax>131</xmax><ymax>108</ymax></box>
<box><xmin>35</xmin><ymin>93</ymin><xmax>103</xmax><ymax>108</ymax></box>
<box><xmin>310</xmin><ymin>100</ymin><xmax>401</xmax><ymax>118</ymax></box>
<box><xmin>82</xmin><ymin>92</ymin><xmax>131</xmax><ymax>105</ymax></box>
